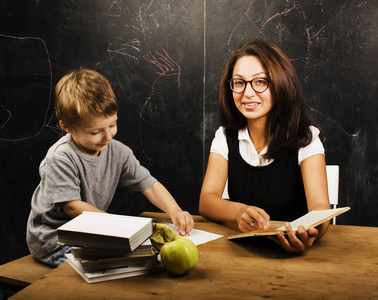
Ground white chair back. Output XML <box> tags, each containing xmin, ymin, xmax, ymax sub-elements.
<box><xmin>326</xmin><ymin>165</ymin><xmax>340</xmax><ymax>224</ymax></box>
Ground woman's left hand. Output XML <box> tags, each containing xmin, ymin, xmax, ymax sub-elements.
<box><xmin>268</xmin><ymin>222</ymin><xmax>318</xmax><ymax>253</ymax></box>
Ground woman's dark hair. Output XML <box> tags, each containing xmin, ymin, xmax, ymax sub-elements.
<box><xmin>219</xmin><ymin>39</ymin><xmax>322</xmax><ymax>159</ymax></box>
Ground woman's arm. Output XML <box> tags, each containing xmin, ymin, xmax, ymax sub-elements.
<box><xmin>301</xmin><ymin>153</ymin><xmax>331</xmax><ymax>238</ymax></box>
<box><xmin>199</xmin><ymin>152</ymin><xmax>270</xmax><ymax>231</ymax></box>
<box><xmin>199</xmin><ymin>153</ymin><xmax>241</xmax><ymax>220</ymax></box>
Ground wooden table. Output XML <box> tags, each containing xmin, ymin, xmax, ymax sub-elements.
<box><xmin>0</xmin><ymin>254</ymin><xmax>53</xmax><ymax>299</ymax></box>
<box><xmin>9</xmin><ymin>213</ymin><xmax>378</xmax><ymax>299</ymax></box>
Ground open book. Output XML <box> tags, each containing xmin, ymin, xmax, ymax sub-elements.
<box><xmin>228</xmin><ymin>207</ymin><xmax>351</xmax><ymax>240</ymax></box>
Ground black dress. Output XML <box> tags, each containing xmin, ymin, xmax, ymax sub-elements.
<box><xmin>226</xmin><ymin>129</ymin><xmax>308</xmax><ymax>221</ymax></box>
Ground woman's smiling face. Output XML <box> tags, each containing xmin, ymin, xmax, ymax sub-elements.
<box><xmin>231</xmin><ymin>55</ymin><xmax>274</xmax><ymax>125</ymax></box>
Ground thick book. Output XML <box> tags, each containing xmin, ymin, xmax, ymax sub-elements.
<box><xmin>71</xmin><ymin>240</ymin><xmax>154</xmax><ymax>260</ymax></box>
<box><xmin>58</xmin><ymin>211</ymin><xmax>153</xmax><ymax>252</ymax></box>
<box><xmin>76</xmin><ymin>250</ymin><xmax>159</xmax><ymax>273</ymax></box>
<box><xmin>65</xmin><ymin>253</ymin><xmax>164</xmax><ymax>284</ymax></box>
<box><xmin>228</xmin><ymin>207</ymin><xmax>351</xmax><ymax>240</ymax></box>
<box><xmin>71</xmin><ymin>241</ymin><xmax>158</xmax><ymax>273</ymax></box>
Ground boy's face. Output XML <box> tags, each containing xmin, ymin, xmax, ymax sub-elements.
<box><xmin>64</xmin><ymin>114</ymin><xmax>118</xmax><ymax>156</ymax></box>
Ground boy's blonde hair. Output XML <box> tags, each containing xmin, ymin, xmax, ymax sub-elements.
<box><xmin>55</xmin><ymin>69</ymin><xmax>118</xmax><ymax>129</ymax></box>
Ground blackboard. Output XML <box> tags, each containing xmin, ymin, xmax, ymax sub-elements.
<box><xmin>1</xmin><ymin>0</ymin><xmax>377</xmax><ymax>264</ymax></box>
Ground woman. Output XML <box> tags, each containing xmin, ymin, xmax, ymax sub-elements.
<box><xmin>199</xmin><ymin>39</ymin><xmax>330</xmax><ymax>252</ymax></box>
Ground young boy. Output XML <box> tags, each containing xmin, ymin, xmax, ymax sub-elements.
<box><xmin>26</xmin><ymin>69</ymin><xmax>194</xmax><ymax>267</ymax></box>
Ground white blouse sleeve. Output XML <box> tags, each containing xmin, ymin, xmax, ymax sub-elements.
<box><xmin>298</xmin><ymin>126</ymin><xmax>325</xmax><ymax>165</ymax></box>
<box><xmin>210</xmin><ymin>126</ymin><xmax>229</xmax><ymax>160</ymax></box>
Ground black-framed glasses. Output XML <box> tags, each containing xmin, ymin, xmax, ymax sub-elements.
<box><xmin>228</xmin><ymin>78</ymin><xmax>270</xmax><ymax>94</ymax></box>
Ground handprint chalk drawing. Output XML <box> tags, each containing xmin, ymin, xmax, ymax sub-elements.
<box><xmin>141</xmin><ymin>49</ymin><xmax>181</xmax><ymax>127</ymax></box>
<box><xmin>143</xmin><ymin>49</ymin><xmax>181</xmax><ymax>94</ymax></box>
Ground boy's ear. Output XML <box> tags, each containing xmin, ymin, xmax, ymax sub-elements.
<box><xmin>59</xmin><ymin>120</ymin><xmax>71</xmax><ymax>133</ymax></box>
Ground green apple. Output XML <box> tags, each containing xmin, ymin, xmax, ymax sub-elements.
<box><xmin>160</xmin><ymin>237</ymin><xmax>199</xmax><ymax>275</ymax></box>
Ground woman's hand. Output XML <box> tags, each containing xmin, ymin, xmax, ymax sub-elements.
<box><xmin>268</xmin><ymin>223</ymin><xmax>318</xmax><ymax>253</ymax></box>
<box><xmin>169</xmin><ymin>210</ymin><xmax>194</xmax><ymax>236</ymax></box>
<box><xmin>237</xmin><ymin>205</ymin><xmax>271</xmax><ymax>232</ymax></box>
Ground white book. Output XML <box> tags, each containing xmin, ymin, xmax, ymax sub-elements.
<box><xmin>65</xmin><ymin>253</ymin><xmax>164</xmax><ymax>284</ymax></box>
<box><xmin>58</xmin><ymin>211</ymin><xmax>153</xmax><ymax>252</ymax></box>
<box><xmin>276</xmin><ymin>207</ymin><xmax>351</xmax><ymax>231</ymax></box>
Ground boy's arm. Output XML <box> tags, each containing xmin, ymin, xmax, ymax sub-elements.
<box><xmin>62</xmin><ymin>200</ymin><xmax>105</xmax><ymax>218</ymax></box>
<box><xmin>142</xmin><ymin>181</ymin><xmax>194</xmax><ymax>235</ymax></box>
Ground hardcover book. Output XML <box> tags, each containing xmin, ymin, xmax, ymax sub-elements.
<box><xmin>58</xmin><ymin>211</ymin><xmax>153</xmax><ymax>252</ymax></box>
<box><xmin>75</xmin><ymin>249</ymin><xmax>159</xmax><ymax>273</ymax></box>
<box><xmin>71</xmin><ymin>241</ymin><xmax>154</xmax><ymax>260</ymax></box>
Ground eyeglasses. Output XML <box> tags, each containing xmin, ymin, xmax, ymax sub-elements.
<box><xmin>228</xmin><ymin>78</ymin><xmax>270</xmax><ymax>94</ymax></box>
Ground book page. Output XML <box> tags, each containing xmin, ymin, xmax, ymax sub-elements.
<box><xmin>276</xmin><ymin>207</ymin><xmax>351</xmax><ymax>231</ymax></box>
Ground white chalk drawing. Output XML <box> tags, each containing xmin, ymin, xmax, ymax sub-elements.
<box><xmin>0</xmin><ymin>34</ymin><xmax>60</xmax><ymax>142</ymax></box>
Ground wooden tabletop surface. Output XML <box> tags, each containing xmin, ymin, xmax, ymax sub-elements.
<box><xmin>0</xmin><ymin>254</ymin><xmax>53</xmax><ymax>287</ymax></box>
<box><xmin>10</xmin><ymin>212</ymin><xmax>378</xmax><ymax>299</ymax></box>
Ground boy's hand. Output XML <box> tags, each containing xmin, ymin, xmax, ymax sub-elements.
<box><xmin>141</xmin><ymin>182</ymin><xmax>194</xmax><ymax>235</ymax></box>
<box><xmin>171</xmin><ymin>211</ymin><xmax>194</xmax><ymax>236</ymax></box>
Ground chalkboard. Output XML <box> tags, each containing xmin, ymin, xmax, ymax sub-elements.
<box><xmin>1</xmin><ymin>0</ymin><xmax>377</xmax><ymax>264</ymax></box>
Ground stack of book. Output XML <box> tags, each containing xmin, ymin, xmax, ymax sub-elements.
<box><xmin>57</xmin><ymin>211</ymin><xmax>164</xmax><ymax>283</ymax></box>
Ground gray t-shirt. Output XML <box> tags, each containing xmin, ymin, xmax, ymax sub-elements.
<box><xmin>26</xmin><ymin>134</ymin><xmax>157</xmax><ymax>258</ymax></box>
